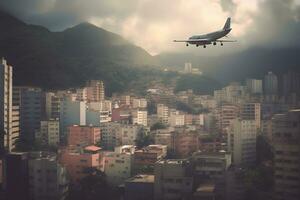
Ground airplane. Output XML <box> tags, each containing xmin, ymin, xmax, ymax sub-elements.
<box><xmin>173</xmin><ymin>17</ymin><xmax>236</xmax><ymax>48</ymax></box>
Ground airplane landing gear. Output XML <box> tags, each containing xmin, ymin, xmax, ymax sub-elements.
<box><xmin>221</xmin><ymin>42</ymin><xmax>223</xmax><ymax>46</ymax></box>
<box><xmin>213</xmin><ymin>42</ymin><xmax>216</xmax><ymax>45</ymax></box>
<box><xmin>203</xmin><ymin>45</ymin><xmax>206</xmax><ymax>48</ymax></box>
<box><xmin>196</xmin><ymin>44</ymin><xmax>199</xmax><ymax>47</ymax></box>
<box><xmin>186</xmin><ymin>43</ymin><xmax>189</xmax><ymax>47</ymax></box>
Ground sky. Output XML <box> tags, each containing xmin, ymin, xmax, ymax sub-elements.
<box><xmin>1</xmin><ymin>0</ymin><xmax>300</xmax><ymax>55</ymax></box>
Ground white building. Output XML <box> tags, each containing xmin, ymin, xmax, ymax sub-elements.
<box><xmin>87</xmin><ymin>100</ymin><xmax>112</xmax><ymax>113</ymax></box>
<box><xmin>132</xmin><ymin>109</ymin><xmax>148</xmax><ymax>127</ymax></box>
<box><xmin>132</xmin><ymin>98</ymin><xmax>147</xmax><ymax>108</ymax></box>
<box><xmin>184</xmin><ymin>63</ymin><xmax>192</xmax><ymax>73</ymax></box>
<box><xmin>0</xmin><ymin>58</ymin><xmax>18</xmax><ymax>152</ymax></box>
<box><xmin>246</xmin><ymin>79</ymin><xmax>263</xmax><ymax>94</ymax></box>
<box><xmin>35</xmin><ymin>119</ymin><xmax>60</xmax><ymax>146</ymax></box>
<box><xmin>228</xmin><ymin>119</ymin><xmax>257</xmax><ymax>166</ymax></box>
<box><xmin>157</xmin><ymin>104</ymin><xmax>169</xmax><ymax>124</ymax></box>
<box><xmin>28</xmin><ymin>153</ymin><xmax>69</xmax><ymax>200</ymax></box>
<box><xmin>86</xmin><ymin>109</ymin><xmax>111</xmax><ymax>126</ymax></box>
<box><xmin>169</xmin><ymin>111</ymin><xmax>185</xmax><ymax>127</ymax></box>
<box><xmin>103</xmin><ymin>145</ymin><xmax>135</xmax><ymax>186</ymax></box>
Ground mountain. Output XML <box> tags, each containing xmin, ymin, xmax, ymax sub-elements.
<box><xmin>156</xmin><ymin>47</ymin><xmax>300</xmax><ymax>85</ymax></box>
<box><xmin>0</xmin><ymin>11</ymin><xmax>157</xmax><ymax>94</ymax></box>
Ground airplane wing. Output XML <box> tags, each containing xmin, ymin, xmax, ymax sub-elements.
<box><xmin>173</xmin><ymin>39</ymin><xmax>209</xmax><ymax>42</ymax></box>
<box><xmin>216</xmin><ymin>39</ymin><xmax>237</xmax><ymax>42</ymax></box>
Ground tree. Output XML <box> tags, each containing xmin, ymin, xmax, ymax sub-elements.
<box><xmin>150</xmin><ymin>122</ymin><xmax>166</xmax><ymax>131</ymax></box>
<box><xmin>135</xmin><ymin>128</ymin><xmax>154</xmax><ymax>149</ymax></box>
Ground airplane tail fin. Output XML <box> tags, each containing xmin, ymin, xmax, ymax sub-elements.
<box><xmin>223</xmin><ymin>17</ymin><xmax>231</xmax><ymax>30</ymax></box>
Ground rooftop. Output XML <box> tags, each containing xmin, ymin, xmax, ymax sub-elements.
<box><xmin>126</xmin><ymin>174</ymin><xmax>154</xmax><ymax>183</ymax></box>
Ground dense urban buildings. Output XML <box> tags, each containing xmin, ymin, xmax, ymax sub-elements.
<box><xmin>1</xmin><ymin>57</ymin><xmax>300</xmax><ymax>200</ymax></box>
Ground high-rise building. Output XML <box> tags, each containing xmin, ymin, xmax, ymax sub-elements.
<box><xmin>264</xmin><ymin>71</ymin><xmax>278</xmax><ymax>95</ymax></box>
<box><xmin>272</xmin><ymin>110</ymin><xmax>300</xmax><ymax>200</ymax></box>
<box><xmin>184</xmin><ymin>63</ymin><xmax>192</xmax><ymax>73</ymax></box>
<box><xmin>28</xmin><ymin>153</ymin><xmax>69</xmax><ymax>200</ymax></box>
<box><xmin>282</xmin><ymin>71</ymin><xmax>300</xmax><ymax>96</ymax></box>
<box><xmin>86</xmin><ymin>80</ymin><xmax>105</xmax><ymax>102</ymax></box>
<box><xmin>0</xmin><ymin>58</ymin><xmax>18</xmax><ymax>152</ymax></box>
<box><xmin>246</xmin><ymin>79</ymin><xmax>263</xmax><ymax>94</ymax></box>
<box><xmin>3</xmin><ymin>152</ymin><xmax>30</xmax><ymax>200</ymax></box>
<box><xmin>35</xmin><ymin>119</ymin><xmax>60</xmax><ymax>147</ymax></box>
<box><xmin>214</xmin><ymin>104</ymin><xmax>239</xmax><ymax>134</ymax></box>
<box><xmin>157</xmin><ymin>104</ymin><xmax>169</xmax><ymax>124</ymax></box>
<box><xmin>154</xmin><ymin>159</ymin><xmax>193</xmax><ymax>200</ymax></box>
<box><xmin>45</xmin><ymin>92</ymin><xmax>62</xmax><ymax>120</ymax></box>
<box><xmin>240</xmin><ymin>103</ymin><xmax>261</xmax><ymax>129</ymax></box>
<box><xmin>13</xmin><ymin>87</ymin><xmax>45</xmax><ymax>143</ymax></box>
<box><xmin>59</xmin><ymin>99</ymin><xmax>86</xmax><ymax>139</ymax></box>
<box><xmin>132</xmin><ymin>109</ymin><xmax>148</xmax><ymax>126</ymax></box>
<box><xmin>228</xmin><ymin>119</ymin><xmax>257</xmax><ymax>167</ymax></box>
<box><xmin>132</xmin><ymin>98</ymin><xmax>147</xmax><ymax>108</ymax></box>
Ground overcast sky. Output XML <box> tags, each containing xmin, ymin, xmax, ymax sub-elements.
<box><xmin>1</xmin><ymin>0</ymin><xmax>300</xmax><ymax>55</ymax></box>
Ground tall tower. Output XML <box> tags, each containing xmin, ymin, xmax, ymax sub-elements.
<box><xmin>264</xmin><ymin>71</ymin><xmax>278</xmax><ymax>95</ymax></box>
<box><xmin>0</xmin><ymin>58</ymin><xmax>18</xmax><ymax>153</ymax></box>
<box><xmin>86</xmin><ymin>80</ymin><xmax>105</xmax><ymax>102</ymax></box>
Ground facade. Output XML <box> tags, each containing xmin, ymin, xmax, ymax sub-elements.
<box><xmin>45</xmin><ymin>92</ymin><xmax>61</xmax><ymax>120</ymax></box>
<box><xmin>35</xmin><ymin>119</ymin><xmax>60</xmax><ymax>146</ymax></box>
<box><xmin>3</xmin><ymin>152</ymin><xmax>30</xmax><ymax>200</ymax></box>
<box><xmin>13</xmin><ymin>86</ymin><xmax>45</xmax><ymax>143</ymax></box>
<box><xmin>240</xmin><ymin>103</ymin><xmax>261</xmax><ymax>129</ymax></box>
<box><xmin>246</xmin><ymin>79</ymin><xmax>263</xmax><ymax>94</ymax></box>
<box><xmin>59</xmin><ymin>145</ymin><xmax>101</xmax><ymax>183</ymax></box>
<box><xmin>173</xmin><ymin>131</ymin><xmax>199</xmax><ymax>158</ymax></box>
<box><xmin>272</xmin><ymin>110</ymin><xmax>300</xmax><ymax>200</ymax></box>
<box><xmin>132</xmin><ymin>98</ymin><xmax>147</xmax><ymax>108</ymax></box>
<box><xmin>0</xmin><ymin>58</ymin><xmax>18</xmax><ymax>152</ymax></box>
<box><xmin>125</xmin><ymin>174</ymin><xmax>154</xmax><ymax>200</ymax></box>
<box><xmin>117</xmin><ymin>124</ymin><xmax>143</xmax><ymax>146</ymax></box>
<box><xmin>100</xmin><ymin>122</ymin><xmax>121</xmax><ymax>150</ymax></box>
<box><xmin>191</xmin><ymin>151</ymin><xmax>231</xmax><ymax>181</ymax></box>
<box><xmin>132</xmin><ymin>109</ymin><xmax>148</xmax><ymax>126</ymax></box>
<box><xmin>59</xmin><ymin>99</ymin><xmax>86</xmax><ymax>139</ymax></box>
<box><xmin>67</xmin><ymin>125</ymin><xmax>101</xmax><ymax>146</ymax></box>
<box><xmin>157</xmin><ymin>104</ymin><xmax>169</xmax><ymax>124</ymax></box>
<box><xmin>28</xmin><ymin>153</ymin><xmax>69</xmax><ymax>200</ymax></box>
<box><xmin>215</xmin><ymin>104</ymin><xmax>239</xmax><ymax>134</ymax></box>
<box><xmin>86</xmin><ymin>80</ymin><xmax>105</xmax><ymax>102</ymax></box>
<box><xmin>228</xmin><ymin>119</ymin><xmax>257</xmax><ymax>166</ymax></box>
<box><xmin>154</xmin><ymin>159</ymin><xmax>193</xmax><ymax>200</ymax></box>
<box><xmin>76</xmin><ymin>88</ymin><xmax>87</xmax><ymax>102</ymax></box>
<box><xmin>120</xmin><ymin>95</ymin><xmax>131</xmax><ymax>106</ymax></box>
<box><xmin>264</xmin><ymin>71</ymin><xmax>278</xmax><ymax>95</ymax></box>
<box><xmin>169</xmin><ymin>111</ymin><xmax>185</xmax><ymax>127</ymax></box>
<box><xmin>103</xmin><ymin>145</ymin><xmax>135</xmax><ymax>186</ymax></box>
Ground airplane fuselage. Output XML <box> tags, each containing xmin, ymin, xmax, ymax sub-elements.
<box><xmin>188</xmin><ymin>28</ymin><xmax>231</xmax><ymax>45</ymax></box>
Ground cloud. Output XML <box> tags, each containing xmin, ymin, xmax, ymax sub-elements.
<box><xmin>0</xmin><ymin>0</ymin><xmax>300</xmax><ymax>54</ymax></box>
